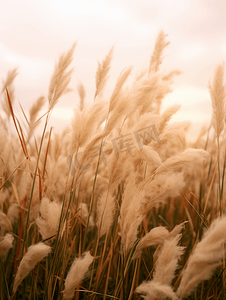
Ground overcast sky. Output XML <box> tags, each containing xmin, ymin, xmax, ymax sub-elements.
<box><xmin>0</xmin><ymin>0</ymin><xmax>226</xmax><ymax>139</ymax></box>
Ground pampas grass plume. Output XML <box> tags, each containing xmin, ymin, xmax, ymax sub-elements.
<box><xmin>48</xmin><ymin>43</ymin><xmax>76</xmax><ymax>109</ymax></box>
<box><xmin>136</xmin><ymin>281</ymin><xmax>179</xmax><ymax>300</ymax></box>
<box><xmin>158</xmin><ymin>104</ymin><xmax>181</xmax><ymax>133</ymax></box>
<box><xmin>149</xmin><ymin>30</ymin><xmax>170</xmax><ymax>74</ymax></box>
<box><xmin>108</xmin><ymin>66</ymin><xmax>133</xmax><ymax>112</ymax></box>
<box><xmin>0</xmin><ymin>211</ymin><xmax>13</xmax><ymax>232</ymax></box>
<box><xmin>1</xmin><ymin>68</ymin><xmax>18</xmax><ymax>120</ymax></box>
<box><xmin>96</xmin><ymin>191</ymin><xmax>116</xmax><ymax>237</ymax></box>
<box><xmin>36</xmin><ymin>197</ymin><xmax>62</xmax><ymax>241</ymax></box>
<box><xmin>7</xmin><ymin>203</ymin><xmax>19</xmax><ymax>225</ymax></box>
<box><xmin>141</xmin><ymin>171</ymin><xmax>185</xmax><ymax>213</ymax></box>
<box><xmin>77</xmin><ymin>82</ymin><xmax>85</xmax><ymax>111</ymax></box>
<box><xmin>78</xmin><ymin>202</ymin><xmax>95</xmax><ymax>228</ymax></box>
<box><xmin>132</xmin><ymin>222</ymin><xmax>186</xmax><ymax>260</ymax></box>
<box><xmin>0</xmin><ymin>233</ymin><xmax>14</xmax><ymax>256</ymax></box>
<box><xmin>94</xmin><ymin>46</ymin><xmax>114</xmax><ymax>99</ymax></box>
<box><xmin>118</xmin><ymin>177</ymin><xmax>144</xmax><ymax>255</ymax></box>
<box><xmin>153</xmin><ymin>234</ymin><xmax>185</xmax><ymax>286</ymax></box>
<box><xmin>13</xmin><ymin>242</ymin><xmax>51</xmax><ymax>294</ymax></box>
<box><xmin>155</xmin><ymin>148</ymin><xmax>209</xmax><ymax>175</ymax></box>
<box><xmin>132</xmin><ymin>226</ymin><xmax>169</xmax><ymax>260</ymax></box>
<box><xmin>209</xmin><ymin>63</ymin><xmax>225</xmax><ymax>139</ymax></box>
<box><xmin>177</xmin><ymin>215</ymin><xmax>226</xmax><ymax>298</ymax></box>
<box><xmin>136</xmin><ymin>234</ymin><xmax>183</xmax><ymax>300</ymax></box>
<box><xmin>63</xmin><ymin>251</ymin><xmax>94</xmax><ymax>299</ymax></box>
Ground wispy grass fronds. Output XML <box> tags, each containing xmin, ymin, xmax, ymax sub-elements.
<box><xmin>94</xmin><ymin>46</ymin><xmax>114</xmax><ymax>100</ymax></box>
<box><xmin>118</xmin><ymin>177</ymin><xmax>144</xmax><ymax>255</ymax></box>
<box><xmin>155</xmin><ymin>148</ymin><xmax>210</xmax><ymax>174</ymax></box>
<box><xmin>162</xmin><ymin>70</ymin><xmax>182</xmax><ymax>82</ymax></box>
<box><xmin>153</xmin><ymin>234</ymin><xmax>185</xmax><ymax>286</ymax></box>
<box><xmin>0</xmin><ymin>211</ymin><xmax>13</xmax><ymax>232</ymax></box>
<box><xmin>78</xmin><ymin>101</ymin><xmax>108</xmax><ymax>147</ymax></box>
<box><xmin>209</xmin><ymin>63</ymin><xmax>225</xmax><ymax>216</ymax></box>
<box><xmin>132</xmin><ymin>226</ymin><xmax>169</xmax><ymax>260</ymax></box>
<box><xmin>7</xmin><ymin>203</ymin><xmax>19</xmax><ymax>225</ymax></box>
<box><xmin>157</xmin><ymin>104</ymin><xmax>181</xmax><ymax>133</ymax></box>
<box><xmin>136</xmin><ymin>234</ymin><xmax>184</xmax><ymax>299</ymax></box>
<box><xmin>177</xmin><ymin>216</ymin><xmax>226</xmax><ymax>299</ymax></box>
<box><xmin>69</xmin><ymin>100</ymin><xmax>108</xmax><ymax>155</ymax></box>
<box><xmin>1</xmin><ymin>31</ymin><xmax>226</xmax><ymax>300</ymax></box>
<box><xmin>29</xmin><ymin>96</ymin><xmax>45</xmax><ymax>124</ymax></box>
<box><xmin>48</xmin><ymin>43</ymin><xmax>76</xmax><ymax>110</ymax></box>
<box><xmin>108</xmin><ymin>154</ymin><xmax>131</xmax><ymax>195</ymax></box>
<box><xmin>131</xmin><ymin>145</ymin><xmax>163</xmax><ymax>167</ymax></box>
<box><xmin>169</xmin><ymin>221</ymin><xmax>188</xmax><ymax>238</ymax></box>
<box><xmin>36</xmin><ymin>197</ymin><xmax>62</xmax><ymax>241</ymax></box>
<box><xmin>12</xmin><ymin>242</ymin><xmax>51</xmax><ymax>295</ymax></box>
<box><xmin>154</xmin><ymin>121</ymin><xmax>189</xmax><ymax>148</ymax></box>
<box><xmin>77</xmin><ymin>82</ymin><xmax>86</xmax><ymax>111</ymax></box>
<box><xmin>141</xmin><ymin>171</ymin><xmax>185</xmax><ymax>212</ymax></box>
<box><xmin>78</xmin><ymin>202</ymin><xmax>95</xmax><ymax>228</ymax></box>
<box><xmin>132</xmin><ymin>222</ymin><xmax>186</xmax><ymax>260</ymax></box>
<box><xmin>209</xmin><ymin>63</ymin><xmax>225</xmax><ymax>140</ymax></box>
<box><xmin>96</xmin><ymin>191</ymin><xmax>116</xmax><ymax>237</ymax></box>
<box><xmin>149</xmin><ymin>30</ymin><xmax>170</xmax><ymax>74</ymax></box>
<box><xmin>0</xmin><ymin>233</ymin><xmax>14</xmax><ymax>256</ymax></box>
<box><xmin>136</xmin><ymin>281</ymin><xmax>179</xmax><ymax>300</ymax></box>
<box><xmin>135</xmin><ymin>73</ymin><xmax>160</xmax><ymax>116</ymax></box>
<box><xmin>63</xmin><ymin>251</ymin><xmax>94</xmax><ymax>299</ymax></box>
<box><xmin>1</xmin><ymin>68</ymin><xmax>18</xmax><ymax>120</ymax></box>
<box><xmin>28</xmin><ymin>95</ymin><xmax>45</xmax><ymax>140</ymax></box>
<box><xmin>108</xmin><ymin>66</ymin><xmax>133</xmax><ymax>112</ymax></box>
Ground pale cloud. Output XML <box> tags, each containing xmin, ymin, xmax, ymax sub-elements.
<box><xmin>0</xmin><ymin>0</ymin><xmax>225</xmax><ymax>139</ymax></box>
<box><xmin>179</xmin><ymin>43</ymin><xmax>206</xmax><ymax>61</ymax></box>
<box><xmin>162</xmin><ymin>85</ymin><xmax>211</xmax><ymax>123</ymax></box>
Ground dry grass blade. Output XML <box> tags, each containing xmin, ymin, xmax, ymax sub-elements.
<box><xmin>5</xmin><ymin>88</ymin><xmax>28</xmax><ymax>158</ymax></box>
<box><xmin>0</xmin><ymin>156</ymin><xmax>28</xmax><ymax>191</ymax></box>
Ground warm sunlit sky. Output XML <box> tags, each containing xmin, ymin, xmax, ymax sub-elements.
<box><xmin>0</xmin><ymin>0</ymin><xmax>226</xmax><ymax>139</ymax></box>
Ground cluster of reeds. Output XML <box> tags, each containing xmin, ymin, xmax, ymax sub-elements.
<box><xmin>1</xmin><ymin>31</ymin><xmax>226</xmax><ymax>300</ymax></box>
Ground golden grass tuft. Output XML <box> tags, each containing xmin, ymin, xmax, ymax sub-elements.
<box><xmin>0</xmin><ymin>31</ymin><xmax>226</xmax><ymax>300</ymax></box>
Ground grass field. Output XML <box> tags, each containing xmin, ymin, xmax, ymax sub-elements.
<box><xmin>1</xmin><ymin>31</ymin><xmax>226</xmax><ymax>300</ymax></box>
